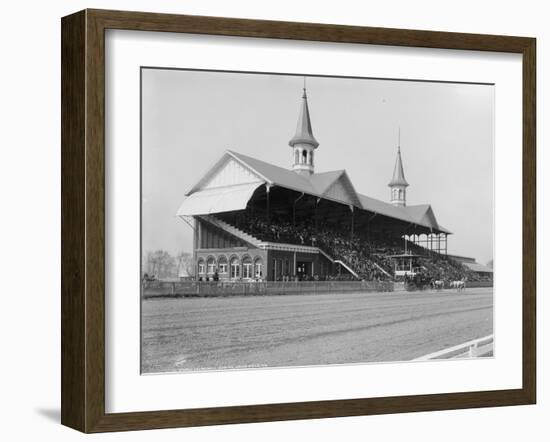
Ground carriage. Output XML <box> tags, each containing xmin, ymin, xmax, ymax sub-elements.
<box><xmin>404</xmin><ymin>272</ymin><xmax>433</xmax><ymax>291</ymax></box>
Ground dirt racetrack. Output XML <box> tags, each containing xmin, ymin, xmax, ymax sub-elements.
<box><xmin>141</xmin><ymin>287</ymin><xmax>493</xmax><ymax>373</ymax></box>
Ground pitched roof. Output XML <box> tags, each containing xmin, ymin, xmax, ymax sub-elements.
<box><xmin>358</xmin><ymin>193</ymin><xmax>412</xmax><ymax>221</ymax></box>
<box><xmin>357</xmin><ymin>195</ymin><xmax>451</xmax><ymax>234</ymax></box>
<box><xmin>288</xmin><ymin>88</ymin><xmax>319</xmax><ymax>148</ymax></box>
<box><xmin>308</xmin><ymin>170</ymin><xmax>345</xmax><ymax>194</ymax></box>
<box><xmin>229</xmin><ymin>151</ymin><xmax>362</xmax><ymax>207</ymax></box>
<box><xmin>228</xmin><ymin>150</ymin><xmax>317</xmax><ymax>194</ymax></box>
<box><xmin>407</xmin><ymin>204</ymin><xmax>439</xmax><ymax>227</ymax></box>
<box><xmin>406</xmin><ymin>204</ymin><xmax>451</xmax><ymax>234</ymax></box>
<box><xmin>184</xmin><ymin>150</ymin><xmax>450</xmax><ymax>234</ymax></box>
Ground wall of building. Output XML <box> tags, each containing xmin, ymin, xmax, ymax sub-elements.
<box><xmin>194</xmin><ymin>218</ymin><xmax>266</xmax><ymax>280</ymax></box>
<box><xmin>196</xmin><ymin>248</ymin><xmax>267</xmax><ymax>281</ymax></box>
<box><xmin>266</xmin><ymin>250</ymin><xmax>333</xmax><ymax>281</ymax></box>
<box><xmin>194</xmin><ymin>219</ymin><xmax>335</xmax><ymax>280</ymax></box>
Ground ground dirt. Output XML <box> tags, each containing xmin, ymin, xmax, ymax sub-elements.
<box><xmin>141</xmin><ymin>287</ymin><xmax>493</xmax><ymax>373</ymax></box>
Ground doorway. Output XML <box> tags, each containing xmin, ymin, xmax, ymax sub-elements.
<box><xmin>296</xmin><ymin>261</ymin><xmax>312</xmax><ymax>280</ymax></box>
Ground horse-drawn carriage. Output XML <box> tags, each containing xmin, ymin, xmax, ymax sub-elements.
<box><xmin>404</xmin><ymin>274</ymin><xmax>466</xmax><ymax>292</ymax></box>
<box><xmin>404</xmin><ymin>272</ymin><xmax>433</xmax><ymax>291</ymax></box>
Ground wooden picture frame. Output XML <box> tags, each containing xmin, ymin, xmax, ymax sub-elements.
<box><xmin>61</xmin><ymin>9</ymin><xmax>536</xmax><ymax>433</ymax></box>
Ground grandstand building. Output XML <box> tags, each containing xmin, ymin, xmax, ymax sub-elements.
<box><xmin>177</xmin><ymin>85</ymin><xmax>454</xmax><ymax>282</ymax></box>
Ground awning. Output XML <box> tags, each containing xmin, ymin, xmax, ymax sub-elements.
<box><xmin>176</xmin><ymin>182</ymin><xmax>263</xmax><ymax>216</ymax></box>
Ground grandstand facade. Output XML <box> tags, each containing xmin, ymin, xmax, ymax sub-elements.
<box><xmin>177</xmin><ymin>84</ymin><xmax>462</xmax><ymax>282</ymax></box>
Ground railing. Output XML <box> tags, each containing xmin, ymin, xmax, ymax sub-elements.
<box><xmin>413</xmin><ymin>334</ymin><xmax>494</xmax><ymax>360</ymax></box>
<box><xmin>142</xmin><ymin>280</ymin><xmax>394</xmax><ymax>299</ymax></box>
<box><xmin>333</xmin><ymin>260</ymin><xmax>359</xmax><ymax>279</ymax></box>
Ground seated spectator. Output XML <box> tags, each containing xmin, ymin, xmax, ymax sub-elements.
<box><xmin>218</xmin><ymin>212</ymin><xmax>471</xmax><ymax>282</ymax></box>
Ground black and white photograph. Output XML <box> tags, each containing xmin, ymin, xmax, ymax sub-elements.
<box><xmin>140</xmin><ymin>68</ymin><xmax>494</xmax><ymax>374</ymax></box>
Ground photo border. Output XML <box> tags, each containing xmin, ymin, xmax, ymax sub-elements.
<box><xmin>61</xmin><ymin>9</ymin><xmax>536</xmax><ymax>432</ymax></box>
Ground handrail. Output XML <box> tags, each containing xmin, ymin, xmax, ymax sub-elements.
<box><xmin>199</xmin><ymin>215</ymin><xmax>260</xmax><ymax>246</ymax></box>
<box><xmin>373</xmin><ymin>262</ymin><xmax>392</xmax><ymax>278</ymax></box>
<box><xmin>334</xmin><ymin>260</ymin><xmax>359</xmax><ymax>279</ymax></box>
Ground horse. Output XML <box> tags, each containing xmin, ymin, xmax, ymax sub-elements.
<box><xmin>432</xmin><ymin>280</ymin><xmax>444</xmax><ymax>290</ymax></box>
<box><xmin>451</xmin><ymin>279</ymin><xmax>466</xmax><ymax>291</ymax></box>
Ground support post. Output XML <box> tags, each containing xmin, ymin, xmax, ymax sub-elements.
<box><xmin>315</xmin><ymin>198</ymin><xmax>321</xmax><ymax>232</ymax></box>
<box><xmin>266</xmin><ymin>184</ymin><xmax>271</xmax><ymax>223</ymax></box>
<box><xmin>350</xmin><ymin>205</ymin><xmax>354</xmax><ymax>241</ymax></box>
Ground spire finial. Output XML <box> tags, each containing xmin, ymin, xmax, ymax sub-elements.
<box><xmin>398</xmin><ymin>127</ymin><xmax>401</xmax><ymax>153</ymax></box>
<box><xmin>302</xmin><ymin>76</ymin><xmax>307</xmax><ymax>98</ymax></box>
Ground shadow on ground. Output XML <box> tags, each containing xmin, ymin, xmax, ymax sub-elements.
<box><xmin>35</xmin><ymin>408</ymin><xmax>60</xmax><ymax>423</ymax></box>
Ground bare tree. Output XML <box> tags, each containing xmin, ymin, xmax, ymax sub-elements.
<box><xmin>143</xmin><ymin>250</ymin><xmax>177</xmax><ymax>279</ymax></box>
<box><xmin>176</xmin><ymin>252</ymin><xmax>194</xmax><ymax>277</ymax></box>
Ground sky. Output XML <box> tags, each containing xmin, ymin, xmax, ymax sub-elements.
<box><xmin>141</xmin><ymin>68</ymin><xmax>494</xmax><ymax>265</ymax></box>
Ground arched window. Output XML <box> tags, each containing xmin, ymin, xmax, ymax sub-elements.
<box><xmin>310</xmin><ymin>150</ymin><xmax>314</xmax><ymax>165</ymax></box>
<box><xmin>398</xmin><ymin>189</ymin><xmax>403</xmax><ymax>199</ymax></box>
<box><xmin>294</xmin><ymin>149</ymin><xmax>299</xmax><ymax>164</ymax></box>
<box><xmin>218</xmin><ymin>256</ymin><xmax>228</xmax><ymax>274</ymax></box>
<box><xmin>197</xmin><ymin>259</ymin><xmax>205</xmax><ymax>275</ymax></box>
<box><xmin>254</xmin><ymin>258</ymin><xmax>263</xmax><ymax>279</ymax></box>
<box><xmin>230</xmin><ymin>257</ymin><xmax>240</xmax><ymax>279</ymax></box>
<box><xmin>207</xmin><ymin>257</ymin><xmax>216</xmax><ymax>274</ymax></box>
<box><xmin>302</xmin><ymin>149</ymin><xmax>307</xmax><ymax>163</ymax></box>
<box><xmin>242</xmin><ymin>256</ymin><xmax>252</xmax><ymax>279</ymax></box>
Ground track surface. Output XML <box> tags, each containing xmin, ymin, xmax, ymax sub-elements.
<box><xmin>142</xmin><ymin>287</ymin><xmax>493</xmax><ymax>373</ymax></box>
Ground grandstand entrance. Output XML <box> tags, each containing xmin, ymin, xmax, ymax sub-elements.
<box><xmin>296</xmin><ymin>261</ymin><xmax>312</xmax><ymax>279</ymax></box>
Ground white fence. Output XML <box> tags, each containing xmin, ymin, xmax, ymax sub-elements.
<box><xmin>413</xmin><ymin>335</ymin><xmax>494</xmax><ymax>360</ymax></box>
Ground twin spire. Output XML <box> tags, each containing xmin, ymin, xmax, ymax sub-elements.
<box><xmin>388</xmin><ymin>128</ymin><xmax>409</xmax><ymax>187</ymax></box>
<box><xmin>289</xmin><ymin>78</ymin><xmax>318</xmax><ymax>175</ymax></box>
<box><xmin>388</xmin><ymin>128</ymin><xmax>408</xmax><ymax>206</ymax></box>
<box><xmin>287</xmin><ymin>78</ymin><xmax>408</xmax><ymax>205</ymax></box>
<box><xmin>289</xmin><ymin>78</ymin><xmax>319</xmax><ymax>149</ymax></box>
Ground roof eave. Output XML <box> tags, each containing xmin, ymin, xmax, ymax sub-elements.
<box><xmin>387</xmin><ymin>180</ymin><xmax>409</xmax><ymax>187</ymax></box>
<box><xmin>289</xmin><ymin>136</ymin><xmax>319</xmax><ymax>148</ymax></box>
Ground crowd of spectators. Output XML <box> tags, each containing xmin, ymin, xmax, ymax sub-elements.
<box><xmin>405</xmin><ymin>241</ymin><xmax>470</xmax><ymax>281</ymax></box>
<box><xmin>221</xmin><ymin>213</ymin><xmax>472</xmax><ymax>282</ymax></box>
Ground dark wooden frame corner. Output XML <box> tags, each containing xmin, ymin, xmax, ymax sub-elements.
<box><xmin>61</xmin><ymin>9</ymin><xmax>536</xmax><ymax>433</ymax></box>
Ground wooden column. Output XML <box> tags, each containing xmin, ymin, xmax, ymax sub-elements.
<box><xmin>315</xmin><ymin>198</ymin><xmax>320</xmax><ymax>231</ymax></box>
<box><xmin>266</xmin><ymin>184</ymin><xmax>271</xmax><ymax>223</ymax></box>
<box><xmin>350</xmin><ymin>205</ymin><xmax>354</xmax><ymax>241</ymax></box>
